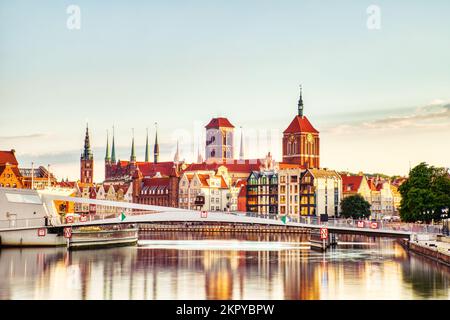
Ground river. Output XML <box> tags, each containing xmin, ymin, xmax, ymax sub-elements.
<box><xmin>0</xmin><ymin>232</ymin><xmax>449</xmax><ymax>300</ymax></box>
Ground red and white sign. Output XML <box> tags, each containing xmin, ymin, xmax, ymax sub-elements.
<box><xmin>200</xmin><ymin>211</ymin><xmax>208</xmax><ymax>218</ymax></box>
<box><xmin>357</xmin><ymin>221</ymin><xmax>365</xmax><ymax>228</ymax></box>
<box><xmin>80</xmin><ymin>215</ymin><xmax>87</xmax><ymax>222</ymax></box>
<box><xmin>65</xmin><ymin>215</ymin><xmax>74</xmax><ymax>224</ymax></box>
<box><xmin>37</xmin><ymin>228</ymin><xmax>46</xmax><ymax>237</ymax></box>
<box><xmin>370</xmin><ymin>222</ymin><xmax>379</xmax><ymax>229</ymax></box>
<box><xmin>64</xmin><ymin>227</ymin><xmax>72</xmax><ymax>239</ymax></box>
<box><xmin>320</xmin><ymin>227</ymin><xmax>328</xmax><ymax>240</ymax></box>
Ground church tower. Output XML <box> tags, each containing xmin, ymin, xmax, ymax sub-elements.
<box><xmin>80</xmin><ymin>124</ymin><xmax>94</xmax><ymax>184</ymax></box>
<box><xmin>282</xmin><ymin>86</ymin><xmax>320</xmax><ymax>168</ymax></box>
<box><xmin>205</xmin><ymin>117</ymin><xmax>234</xmax><ymax>163</ymax></box>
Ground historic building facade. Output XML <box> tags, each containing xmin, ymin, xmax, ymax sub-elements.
<box><xmin>205</xmin><ymin>117</ymin><xmax>235</xmax><ymax>163</ymax></box>
<box><xmin>282</xmin><ymin>87</ymin><xmax>320</xmax><ymax>168</ymax></box>
<box><xmin>0</xmin><ymin>150</ymin><xmax>56</xmax><ymax>189</ymax></box>
<box><xmin>80</xmin><ymin>125</ymin><xmax>94</xmax><ymax>184</ymax></box>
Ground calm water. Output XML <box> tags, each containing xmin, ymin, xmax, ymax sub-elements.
<box><xmin>0</xmin><ymin>232</ymin><xmax>449</xmax><ymax>300</ymax></box>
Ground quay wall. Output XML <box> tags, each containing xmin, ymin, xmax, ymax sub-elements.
<box><xmin>398</xmin><ymin>238</ymin><xmax>450</xmax><ymax>267</ymax></box>
<box><xmin>139</xmin><ymin>223</ymin><xmax>310</xmax><ymax>234</ymax></box>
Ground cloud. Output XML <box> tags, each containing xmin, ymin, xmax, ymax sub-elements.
<box><xmin>0</xmin><ymin>133</ymin><xmax>47</xmax><ymax>141</ymax></box>
<box><xmin>323</xmin><ymin>102</ymin><xmax>450</xmax><ymax>135</ymax></box>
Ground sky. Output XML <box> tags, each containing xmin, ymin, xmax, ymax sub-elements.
<box><xmin>0</xmin><ymin>0</ymin><xmax>449</xmax><ymax>182</ymax></box>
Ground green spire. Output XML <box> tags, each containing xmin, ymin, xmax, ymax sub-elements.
<box><xmin>111</xmin><ymin>126</ymin><xmax>116</xmax><ymax>163</ymax></box>
<box><xmin>130</xmin><ymin>129</ymin><xmax>136</xmax><ymax>162</ymax></box>
<box><xmin>154</xmin><ymin>123</ymin><xmax>159</xmax><ymax>163</ymax></box>
<box><xmin>82</xmin><ymin>123</ymin><xmax>93</xmax><ymax>160</ymax></box>
<box><xmin>145</xmin><ymin>128</ymin><xmax>150</xmax><ymax>162</ymax></box>
<box><xmin>105</xmin><ymin>130</ymin><xmax>110</xmax><ymax>162</ymax></box>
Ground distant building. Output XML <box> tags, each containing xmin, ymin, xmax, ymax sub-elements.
<box><xmin>299</xmin><ymin>169</ymin><xmax>342</xmax><ymax>217</ymax></box>
<box><xmin>0</xmin><ymin>149</ymin><xmax>56</xmax><ymax>189</ymax></box>
<box><xmin>281</xmin><ymin>86</ymin><xmax>320</xmax><ymax>168</ymax></box>
<box><xmin>341</xmin><ymin>174</ymin><xmax>372</xmax><ymax>203</ymax></box>
<box><xmin>80</xmin><ymin>124</ymin><xmax>94</xmax><ymax>185</ymax></box>
<box><xmin>246</xmin><ymin>170</ymin><xmax>278</xmax><ymax>216</ymax></box>
<box><xmin>178</xmin><ymin>168</ymin><xmax>232</xmax><ymax>211</ymax></box>
<box><xmin>205</xmin><ymin>117</ymin><xmax>235</xmax><ymax>163</ymax></box>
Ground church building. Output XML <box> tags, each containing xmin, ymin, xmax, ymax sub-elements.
<box><xmin>282</xmin><ymin>86</ymin><xmax>320</xmax><ymax>169</ymax></box>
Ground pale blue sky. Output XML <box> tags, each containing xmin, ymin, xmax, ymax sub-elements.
<box><xmin>1</xmin><ymin>0</ymin><xmax>449</xmax><ymax>181</ymax></box>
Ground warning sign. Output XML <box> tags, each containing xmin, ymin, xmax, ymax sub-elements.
<box><xmin>64</xmin><ymin>227</ymin><xmax>72</xmax><ymax>239</ymax></box>
<box><xmin>65</xmin><ymin>215</ymin><xmax>74</xmax><ymax>224</ymax></box>
<box><xmin>37</xmin><ymin>228</ymin><xmax>46</xmax><ymax>237</ymax></box>
<box><xmin>320</xmin><ymin>227</ymin><xmax>328</xmax><ymax>240</ymax></box>
<box><xmin>80</xmin><ymin>215</ymin><xmax>87</xmax><ymax>222</ymax></box>
<box><xmin>200</xmin><ymin>211</ymin><xmax>208</xmax><ymax>218</ymax></box>
<box><xmin>357</xmin><ymin>221</ymin><xmax>365</xmax><ymax>228</ymax></box>
<box><xmin>370</xmin><ymin>222</ymin><xmax>379</xmax><ymax>229</ymax></box>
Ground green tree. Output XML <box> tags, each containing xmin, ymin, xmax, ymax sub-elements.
<box><xmin>340</xmin><ymin>194</ymin><xmax>371</xmax><ymax>219</ymax></box>
<box><xmin>399</xmin><ymin>162</ymin><xmax>450</xmax><ymax>223</ymax></box>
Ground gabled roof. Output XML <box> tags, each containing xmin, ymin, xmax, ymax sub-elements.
<box><xmin>0</xmin><ymin>150</ymin><xmax>19</xmax><ymax>166</ymax></box>
<box><xmin>205</xmin><ymin>117</ymin><xmax>234</xmax><ymax>129</ymax></box>
<box><xmin>185</xmin><ymin>159</ymin><xmax>262</xmax><ymax>173</ymax></box>
<box><xmin>342</xmin><ymin>175</ymin><xmax>363</xmax><ymax>192</ymax></box>
<box><xmin>283</xmin><ymin>115</ymin><xmax>319</xmax><ymax>134</ymax></box>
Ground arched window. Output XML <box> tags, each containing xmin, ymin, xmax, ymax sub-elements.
<box><xmin>287</xmin><ymin>142</ymin><xmax>291</xmax><ymax>155</ymax></box>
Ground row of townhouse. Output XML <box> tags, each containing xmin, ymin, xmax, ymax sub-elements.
<box><xmin>246</xmin><ymin>167</ymin><xmax>343</xmax><ymax>218</ymax></box>
<box><xmin>178</xmin><ymin>166</ymin><xmax>243</xmax><ymax>212</ymax></box>
<box><xmin>73</xmin><ymin>182</ymin><xmax>133</xmax><ymax>215</ymax></box>
<box><xmin>341</xmin><ymin>174</ymin><xmax>404</xmax><ymax>218</ymax></box>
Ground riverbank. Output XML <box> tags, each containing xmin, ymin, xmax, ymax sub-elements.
<box><xmin>398</xmin><ymin>235</ymin><xmax>450</xmax><ymax>267</ymax></box>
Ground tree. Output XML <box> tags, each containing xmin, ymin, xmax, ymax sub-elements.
<box><xmin>399</xmin><ymin>162</ymin><xmax>450</xmax><ymax>223</ymax></box>
<box><xmin>340</xmin><ymin>194</ymin><xmax>371</xmax><ymax>219</ymax></box>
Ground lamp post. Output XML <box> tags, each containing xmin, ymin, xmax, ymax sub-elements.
<box><xmin>441</xmin><ymin>208</ymin><xmax>449</xmax><ymax>236</ymax></box>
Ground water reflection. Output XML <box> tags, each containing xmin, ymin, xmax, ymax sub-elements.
<box><xmin>0</xmin><ymin>233</ymin><xmax>449</xmax><ymax>300</ymax></box>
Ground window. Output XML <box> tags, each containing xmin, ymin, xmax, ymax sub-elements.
<box><xmin>290</xmin><ymin>176</ymin><xmax>297</xmax><ymax>183</ymax></box>
<box><xmin>5</xmin><ymin>193</ymin><xmax>42</xmax><ymax>204</ymax></box>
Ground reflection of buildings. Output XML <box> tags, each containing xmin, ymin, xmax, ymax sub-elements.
<box><xmin>2</xmin><ymin>235</ymin><xmax>450</xmax><ymax>299</ymax></box>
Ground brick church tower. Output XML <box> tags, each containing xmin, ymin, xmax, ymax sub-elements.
<box><xmin>80</xmin><ymin>124</ymin><xmax>94</xmax><ymax>184</ymax></box>
<box><xmin>282</xmin><ymin>86</ymin><xmax>320</xmax><ymax>168</ymax></box>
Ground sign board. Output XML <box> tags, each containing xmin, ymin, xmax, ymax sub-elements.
<box><xmin>89</xmin><ymin>204</ymin><xmax>96</xmax><ymax>214</ymax></box>
<box><xmin>65</xmin><ymin>215</ymin><xmax>74</xmax><ymax>224</ymax></box>
<box><xmin>370</xmin><ymin>222</ymin><xmax>379</xmax><ymax>229</ymax></box>
<box><xmin>80</xmin><ymin>215</ymin><xmax>87</xmax><ymax>222</ymax></box>
<box><xmin>357</xmin><ymin>221</ymin><xmax>365</xmax><ymax>228</ymax></box>
<box><xmin>320</xmin><ymin>227</ymin><xmax>328</xmax><ymax>240</ymax></box>
<box><xmin>37</xmin><ymin>228</ymin><xmax>46</xmax><ymax>237</ymax></box>
<box><xmin>200</xmin><ymin>211</ymin><xmax>208</xmax><ymax>218</ymax></box>
<box><xmin>64</xmin><ymin>227</ymin><xmax>72</xmax><ymax>239</ymax></box>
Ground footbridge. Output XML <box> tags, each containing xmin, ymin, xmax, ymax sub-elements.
<box><xmin>40</xmin><ymin>194</ymin><xmax>441</xmax><ymax>239</ymax></box>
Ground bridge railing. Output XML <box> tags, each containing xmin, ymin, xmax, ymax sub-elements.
<box><xmin>239</xmin><ymin>212</ymin><xmax>442</xmax><ymax>234</ymax></box>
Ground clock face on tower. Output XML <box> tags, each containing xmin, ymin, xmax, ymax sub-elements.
<box><xmin>307</xmin><ymin>133</ymin><xmax>313</xmax><ymax>143</ymax></box>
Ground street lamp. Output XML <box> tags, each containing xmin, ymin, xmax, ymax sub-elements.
<box><xmin>441</xmin><ymin>208</ymin><xmax>449</xmax><ymax>236</ymax></box>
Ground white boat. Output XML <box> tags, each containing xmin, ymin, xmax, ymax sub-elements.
<box><xmin>0</xmin><ymin>187</ymin><xmax>138</xmax><ymax>249</ymax></box>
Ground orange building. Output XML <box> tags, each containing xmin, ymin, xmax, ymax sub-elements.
<box><xmin>0</xmin><ymin>149</ymin><xmax>57</xmax><ymax>189</ymax></box>
<box><xmin>0</xmin><ymin>150</ymin><xmax>23</xmax><ymax>188</ymax></box>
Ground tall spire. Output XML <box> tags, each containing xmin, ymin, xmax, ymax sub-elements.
<box><xmin>298</xmin><ymin>84</ymin><xmax>304</xmax><ymax>117</ymax></box>
<box><xmin>82</xmin><ymin>123</ymin><xmax>93</xmax><ymax>160</ymax></box>
<box><xmin>239</xmin><ymin>126</ymin><xmax>244</xmax><ymax>160</ymax></box>
<box><xmin>130</xmin><ymin>128</ymin><xmax>136</xmax><ymax>162</ymax></box>
<box><xmin>105</xmin><ymin>130</ymin><xmax>110</xmax><ymax>162</ymax></box>
<box><xmin>154</xmin><ymin>122</ymin><xmax>159</xmax><ymax>163</ymax></box>
<box><xmin>145</xmin><ymin>128</ymin><xmax>150</xmax><ymax>162</ymax></box>
<box><xmin>111</xmin><ymin>126</ymin><xmax>116</xmax><ymax>163</ymax></box>
<box><xmin>174</xmin><ymin>140</ymin><xmax>180</xmax><ymax>163</ymax></box>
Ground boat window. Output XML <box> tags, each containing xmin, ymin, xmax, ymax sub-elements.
<box><xmin>5</xmin><ymin>193</ymin><xmax>42</xmax><ymax>205</ymax></box>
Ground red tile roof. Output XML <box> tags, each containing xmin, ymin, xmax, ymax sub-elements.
<box><xmin>205</xmin><ymin>117</ymin><xmax>235</xmax><ymax>129</ymax></box>
<box><xmin>185</xmin><ymin>159</ymin><xmax>262</xmax><ymax>173</ymax></box>
<box><xmin>342</xmin><ymin>175</ymin><xmax>363</xmax><ymax>193</ymax></box>
<box><xmin>143</xmin><ymin>177</ymin><xmax>170</xmax><ymax>187</ymax></box>
<box><xmin>283</xmin><ymin>115</ymin><xmax>319</xmax><ymax>134</ymax></box>
<box><xmin>0</xmin><ymin>150</ymin><xmax>19</xmax><ymax>166</ymax></box>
